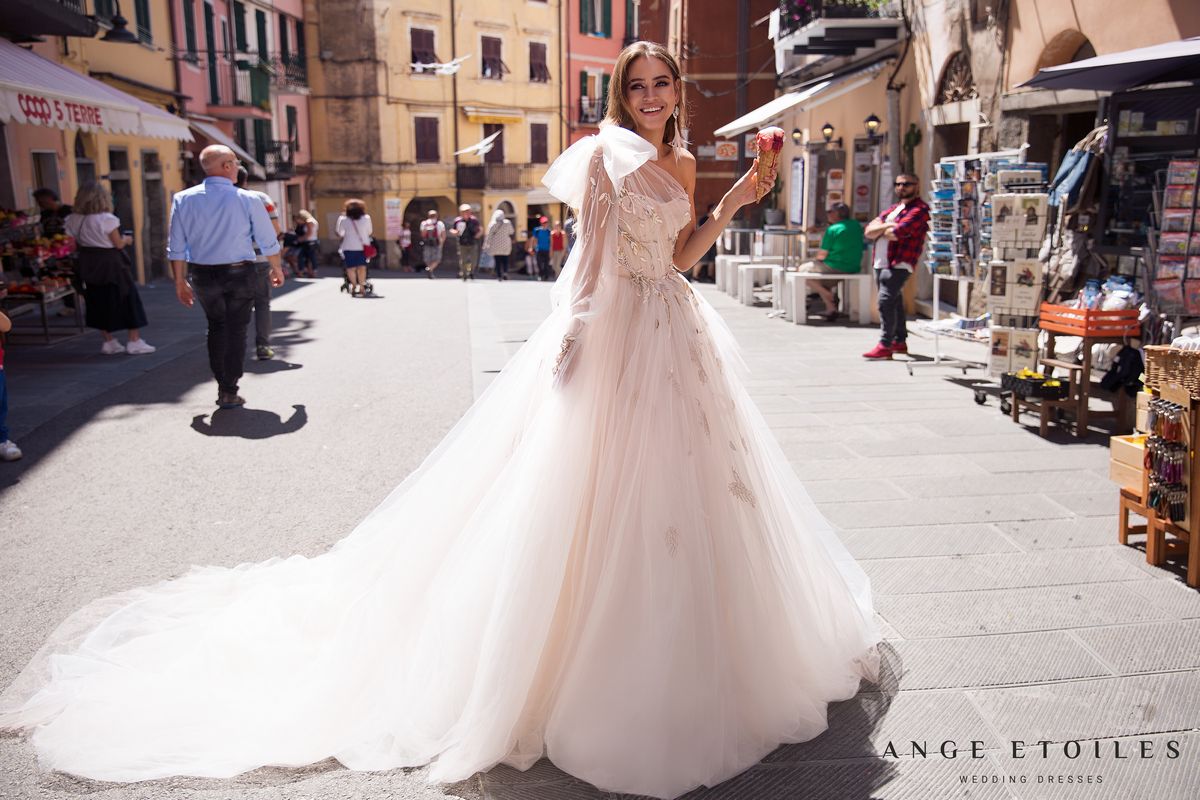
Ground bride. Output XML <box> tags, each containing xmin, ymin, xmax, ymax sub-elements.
<box><xmin>0</xmin><ymin>41</ymin><xmax>879</xmax><ymax>800</ymax></box>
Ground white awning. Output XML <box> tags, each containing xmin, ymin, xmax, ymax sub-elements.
<box><xmin>525</xmin><ymin>187</ymin><xmax>559</xmax><ymax>205</ymax></box>
<box><xmin>0</xmin><ymin>38</ymin><xmax>191</xmax><ymax>141</ymax></box>
<box><xmin>188</xmin><ymin>120</ymin><xmax>265</xmax><ymax>179</ymax></box>
<box><xmin>713</xmin><ymin>62</ymin><xmax>887</xmax><ymax>138</ymax></box>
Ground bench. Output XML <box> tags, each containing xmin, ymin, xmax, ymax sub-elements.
<box><xmin>737</xmin><ymin>262</ymin><xmax>783</xmax><ymax>306</ymax></box>
<box><xmin>786</xmin><ymin>271</ymin><xmax>872</xmax><ymax>324</ymax></box>
<box><xmin>716</xmin><ymin>255</ymin><xmax>784</xmax><ymax>296</ymax></box>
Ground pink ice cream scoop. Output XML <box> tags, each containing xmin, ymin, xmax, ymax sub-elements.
<box><xmin>755</xmin><ymin>126</ymin><xmax>785</xmax><ymax>200</ymax></box>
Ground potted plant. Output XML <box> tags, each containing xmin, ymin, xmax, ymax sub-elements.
<box><xmin>762</xmin><ymin>179</ymin><xmax>786</xmax><ymax>226</ymax></box>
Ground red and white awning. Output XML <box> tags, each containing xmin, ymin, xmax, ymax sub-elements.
<box><xmin>0</xmin><ymin>38</ymin><xmax>191</xmax><ymax>141</ymax></box>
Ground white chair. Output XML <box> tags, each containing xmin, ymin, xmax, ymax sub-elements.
<box><xmin>789</xmin><ymin>271</ymin><xmax>873</xmax><ymax>325</ymax></box>
<box><xmin>720</xmin><ymin>255</ymin><xmax>784</xmax><ymax>296</ymax></box>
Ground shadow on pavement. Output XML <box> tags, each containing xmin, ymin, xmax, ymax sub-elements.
<box><xmin>191</xmin><ymin>404</ymin><xmax>307</xmax><ymax>439</ymax></box>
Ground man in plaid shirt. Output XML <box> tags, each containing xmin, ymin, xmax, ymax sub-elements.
<box><xmin>862</xmin><ymin>173</ymin><xmax>930</xmax><ymax>359</ymax></box>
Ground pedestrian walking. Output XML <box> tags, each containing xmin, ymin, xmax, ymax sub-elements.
<box><xmin>420</xmin><ymin>210</ymin><xmax>447</xmax><ymax>279</ymax></box>
<box><xmin>482</xmin><ymin>209</ymin><xmax>514</xmax><ymax>281</ymax></box>
<box><xmin>295</xmin><ymin>210</ymin><xmax>319</xmax><ymax>278</ymax></box>
<box><xmin>549</xmin><ymin>220</ymin><xmax>566</xmax><ymax>277</ymax></box>
<box><xmin>796</xmin><ymin>202</ymin><xmax>863</xmax><ymax>319</ymax></box>
<box><xmin>336</xmin><ymin>199</ymin><xmax>374</xmax><ymax>297</ymax></box>
<box><xmin>452</xmin><ymin>204</ymin><xmax>482</xmax><ymax>281</ymax></box>
<box><xmin>63</xmin><ymin>182</ymin><xmax>155</xmax><ymax>356</ymax></box>
<box><xmin>167</xmin><ymin>145</ymin><xmax>282</xmax><ymax>409</ymax></box>
<box><xmin>235</xmin><ymin>167</ymin><xmax>282</xmax><ymax>359</ymax></box>
<box><xmin>522</xmin><ymin>230</ymin><xmax>537</xmax><ymax>276</ymax></box>
<box><xmin>0</xmin><ymin>309</ymin><xmax>20</xmax><ymax>462</ymax></box>
<box><xmin>862</xmin><ymin>173</ymin><xmax>929</xmax><ymax>359</ymax></box>
<box><xmin>398</xmin><ymin>225</ymin><xmax>413</xmax><ymax>271</ymax></box>
<box><xmin>533</xmin><ymin>216</ymin><xmax>553</xmax><ymax>280</ymax></box>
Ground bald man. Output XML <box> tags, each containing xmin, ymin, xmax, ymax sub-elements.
<box><xmin>167</xmin><ymin>145</ymin><xmax>282</xmax><ymax>408</ymax></box>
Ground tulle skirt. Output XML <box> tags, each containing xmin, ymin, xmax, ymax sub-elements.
<box><xmin>0</xmin><ymin>274</ymin><xmax>879</xmax><ymax>799</ymax></box>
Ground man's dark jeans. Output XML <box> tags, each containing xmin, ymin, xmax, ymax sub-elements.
<box><xmin>876</xmin><ymin>266</ymin><xmax>911</xmax><ymax>346</ymax></box>
<box><xmin>253</xmin><ymin>261</ymin><xmax>271</xmax><ymax>348</ymax></box>
<box><xmin>189</xmin><ymin>263</ymin><xmax>256</xmax><ymax>394</ymax></box>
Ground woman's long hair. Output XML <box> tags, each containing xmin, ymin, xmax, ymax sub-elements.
<box><xmin>73</xmin><ymin>181</ymin><xmax>114</xmax><ymax>215</ymax></box>
<box><xmin>603</xmin><ymin>41</ymin><xmax>687</xmax><ymax>149</ymax></box>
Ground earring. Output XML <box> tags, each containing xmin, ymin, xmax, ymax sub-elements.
<box><xmin>672</xmin><ymin>107</ymin><xmax>679</xmax><ymax>119</ymax></box>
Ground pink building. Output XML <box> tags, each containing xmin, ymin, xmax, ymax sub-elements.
<box><xmin>565</xmin><ymin>0</ymin><xmax>634</xmax><ymax>144</ymax></box>
<box><xmin>170</xmin><ymin>0</ymin><xmax>311</xmax><ymax>219</ymax></box>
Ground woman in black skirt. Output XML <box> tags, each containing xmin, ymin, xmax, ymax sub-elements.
<box><xmin>63</xmin><ymin>182</ymin><xmax>154</xmax><ymax>355</ymax></box>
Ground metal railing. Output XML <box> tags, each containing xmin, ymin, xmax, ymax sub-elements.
<box><xmin>777</xmin><ymin>0</ymin><xmax>891</xmax><ymax>38</ymax></box>
<box><xmin>265</xmin><ymin>53</ymin><xmax>307</xmax><ymax>88</ymax></box>
<box><xmin>455</xmin><ymin>164</ymin><xmax>539</xmax><ymax>190</ymax></box>
<box><xmin>579</xmin><ymin>97</ymin><xmax>604</xmax><ymax>124</ymax></box>
<box><xmin>233</xmin><ymin>59</ymin><xmax>272</xmax><ymax>109</ymax></box>
<box><xmin>262</xmin><ymin>140</ymin><xmax>295</xmax><ymax>179</ymax></box>
<box><xmin>58</xmin><ymin>0</ymin><xmax>86</xmax><ymax>12</ymax></box>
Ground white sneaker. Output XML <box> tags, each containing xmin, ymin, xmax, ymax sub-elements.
<box><xmin>0</xmin><ymin>440</ymin><xmax>21</xmax><ymax>461</ymax></box>
<box><xmin>126</xmin><ymin>339</ymin><xmax>156</xmax><ymax>355</ymax></box>
<box><xmin>100</xmin><ymin>339</ymin><xmax>125</xmax><ymax>355</ymax></box>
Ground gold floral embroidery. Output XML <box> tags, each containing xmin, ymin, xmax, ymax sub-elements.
<box><xmin>729</xmin><ymin>468</ymin><xmax>757</xmax><ymax>509</ymax></box>
<box><xmin>552</xmin><ymin>334</ymin><xmax>576</xmax><ymax>375</ymax></box>
<box><xmin>665</xmin><ymin>526</ymin><xmax>680</xmax><ymax>557</ymax></box>
<box><xmin>689</xmin><ymin>342</ymin><xmax>709</xmax><ymax>385</ymax></box>
<box><xmin>697</xmin><ymin>399</ymin><xmax>710</xmax><ymax>440</ymax></box>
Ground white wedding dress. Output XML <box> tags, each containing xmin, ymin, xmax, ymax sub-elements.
<box><xmin>0</xmin><ymin>125</ymin><xmax>880</xmax><ymax>800</ymax></box>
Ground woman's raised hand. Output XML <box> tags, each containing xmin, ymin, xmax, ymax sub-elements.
<box><xmin>727</xmin><ymin>158</ymin><xmax>778</xmax><ymax>210</ymax></box>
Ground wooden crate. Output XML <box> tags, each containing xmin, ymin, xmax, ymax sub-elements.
<box><xmin>1144</xmin><ymin>346</ymin><xmax>1200</xmax><ymax>399</ymax></box>
<box><xmin>1109</xmin><ymin>434</ymin><xmax>1147</xmax><ymax>493</ymax></box>
<box><xmin>1038</xmin><ymin>303</ymin><xmax>1141</xmax><ymax>338</ymax></box>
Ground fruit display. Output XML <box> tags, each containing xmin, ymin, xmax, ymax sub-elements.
<box><xmin>0</xmin><ymin>209</ymin><xmax>30</xmax><ymax>228</ymax></box>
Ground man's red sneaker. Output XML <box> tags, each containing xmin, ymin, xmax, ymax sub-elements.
<box><xmin>862</xmin><ymin>343</ymin><xmax>893</xmax><ymax>360</ymax></box>
<box><xmin>891</xmin><ymin>342</ymin><xmax>908</xmax><ymax>354</ymax></box>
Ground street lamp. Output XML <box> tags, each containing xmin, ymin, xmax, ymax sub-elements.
<box><xmin>791</xmin><ymin>127</ymin><xmax>802</xmax><ymax>145</ymax></box>
<box><xmin>864</xmin><ymin>113</ymin><xmax>882</xmax><ymax>139</ymax></box>
<box><xmin>821</xmin><ymin>122</ymin><xmax>835</xmax><ymax>143</ymax></box>
<box><xmin>100</xmin><ymin>1</ymin><xmax>139</xmax><ymax>44</ymax></box>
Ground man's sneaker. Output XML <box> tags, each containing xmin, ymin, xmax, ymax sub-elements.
<box><xmin>217</xmin><ymin>392</ymin><xmax>246</xmax><ymax>409</ymax></box>
<box><xmin>126</xmin><ymin>339</ymin><xmax>156</xmax><ymax>355</ymax></box>
<box><xmin>862</xmin><ymin>343</ymin><xmax>894</xmax><ymax>360</ymax></box>
<box><xmin>0</xmin><ymin>440</ymin><xmax>21</xmax><ymax>461</ymax></box>
<box><xmin>100</xmin><ymin>339</ymin><xmax>125</xmax><ymax>355</ymax></box>
<box><xmin>256</xmin><ymin>345</ymin><xmax>275</xmax><ymax>360</ymax></box>
<box><xmin>891</xmin><ymin>341</ymin><xmax>908</xmax><ymax>354</ymax></box>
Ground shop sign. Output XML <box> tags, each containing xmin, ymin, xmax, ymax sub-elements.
<box><xmin>384</xmin><ymin>198</ymin><xmax>405</xmax><ymax>239</ymax></box>
<box><xmin>714</xmin><ymin>141</ymin><xmax>738</xmax><ymax>161</ymax></box>
<box><xmin>17</xmin><ymin>92</ymin><xmax>104</xmax><ymax>127</ymax></box>
<box><xmin>789</xmin><ymin>157</ymin><xmax>804</xmax><ymax>226</ymax></box>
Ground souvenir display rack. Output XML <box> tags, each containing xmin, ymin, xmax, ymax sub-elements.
<box><xmin>1146</xmin><ymin>158</ymin><xmax>1200</xmax><ymax>318</ymax></box>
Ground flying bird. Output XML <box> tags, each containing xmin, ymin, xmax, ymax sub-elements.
<box><xmin>453</xmin><ymin>129</ymin><xmax>502</xmax><ymax>159</ymax></box>
<box><xmin>412</xmin><ymin>55</ymin><xmax>472</xmax><ymax>75</ymax></box>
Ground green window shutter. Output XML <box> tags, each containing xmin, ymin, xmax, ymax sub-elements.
<box><xmin>286</xmin><ymin>105</ymin><xmax>299</xmax><ymax>150</ymax></box>
<box><xmin>253</xmin><ymin>119</ymin><xmax>271</xmax><ymax>165</ymax></box>
<box><xmin>601</xmin><ymin>0</ymin><xmax>611</xmax><ymax>38</ymax></box>
<box><xmin>134</xmin><ymin>0</ymin><xmax>151</xmax><ymax>43</ymax></box>
<box><xmin>204</xmin><ymin>2</ymin><xmax>219</xmax><ymax>102</ymax></box>
<box><xmin>580</xmin><ymin>0</ymin><xmax>592</xmax><ymax>34</ymax></box>
<box><xmin>580</xmin><ymin>70</ymin><xmax>589</xmax><ymax>97</ymax></box>
<box><xmin>279</xmin><ymin>17</ymin><xmax>290</xmax><ymax>60</ymax></box>
<box><xmin>182</xmin><ymin>0</ymin><xmax>197</xmax><ymax>57</ymax></box>
<box><xmin>233</xmin><ymin>2</ymin><xmax>247</xmax><ymax>52</ymax></box>
<box><xmin>255</xmin><ymin>8</ymin><xmax>268</xmax><ymax>59</ymax></box>
<box><xmin>601</xmin><ymin>73</ymin><xmax>610</xmax><ymax>115</ymax></box>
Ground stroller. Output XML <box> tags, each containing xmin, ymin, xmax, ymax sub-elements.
<box><xmin>339</xmin><ymin>255</ymin><xmax>375</xmax><ymax>297</ymax></box>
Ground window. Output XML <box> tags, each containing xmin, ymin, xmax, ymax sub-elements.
<box><xmin>95</xmin><ymin>0</ymin><xmax>115</xmax><ymax>20</ymax></box>
<box><xmin>203</xmin><ymin>1</ymin><xmax>219</xmax><ymax>102</ymax></box>
<box><xmin>411</xmin><ymin>28</ymin><xmax>439</xmax><ymax>73</ymax></box>
<box><xmin>233</xmin><ymin>1</ymin><xmax>248</xmax><ymax>52</ymax></box>
<box><xmin>279</xmin><ymin>14</ymin><xmax>290</xmax><ymax>60</ymax></box>
<box><xmin>580</xmin><ymin>0</ymin><xmax>612</xmax><ymax>37</ymax></box>
<box><xmin>580</xmin><ymin>71</ymin><xmax>606</xmax><ymax>123</ymax></box>
<box><xmin>286</xmin><ymin>105</ymin><xmax>299</xmax><ymax>151</ymax></box>
<box><xmin>483</xmin><ymin>124</ymin><xmax>504</xmax><ymax>164</ymax></box>
<box><xmin>625</xmin><ymin>0</ymin><xmax>636</xmax><ymax>41</ymax></box>
<box><xmin>415</xmin><ymin>117</ymin><xmax>439</xmax><ymax>162</ymax></box>
<box><xmin>133</xmin><ymin>0</ymin><xmax>152</xmax><ymax>43</ymax></box>
<box><xmin>530</xmin><ymin>123</ymin><xmax>548</xmax><ymax>164</ymax></box>
<box><xmin>255</xmin><ymin>8</ymin><xmax>268</xmax><ymax>58</ymax></box>
<box><xmin>182</xmin><ymin>0</ymin><xmax>198</xmax><ymax>62</ymax></box>
<box><xmin>481</xmin><ymin>36</ymin><xmax>508</xmax><ymax>80</ymax></box>
<box><xmin>31</xmin><ymin>152</ymin><xmax>59</xmax><ymax>198</ymax></box>
<box><xmin>529</xmin><ymin>42</ymin><xmax>550</xmax><ymax>82</ymax></box>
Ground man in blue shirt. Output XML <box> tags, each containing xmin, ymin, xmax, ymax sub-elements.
<box><xmin>168</xmin><ymin>145</ymin><xmax>283</xmax><ymax>409</ymax></box>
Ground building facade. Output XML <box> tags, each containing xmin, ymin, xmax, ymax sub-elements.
<box><xmin>307</xmin><ymin>0</ymin><xmax>564</xmax><ymax>263</ymax></box>
<box><xmin>171</xmin><ymin>0</ymin><xmax>312</xmax><ymax>222</ymax></box>
<box><xmin>564</xmin><ymin>0</ymin><xmax>631</xmax><ymax>146</ymax></box>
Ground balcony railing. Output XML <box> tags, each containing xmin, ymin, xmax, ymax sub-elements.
<box><xmin>0</xmin><ymin>0</ymin><xmax>97</xmax><ymax>36</ymax></box>
<box><xmin>262</xmin><ymin>140</ymin><xmax>295</xmax><ymax>179</ymax></box>
<box><xmin>456</xmin><ymin>164</ymin><xmax>540</xmax><ymax>191</ymax></box>
<box><xmin>233</xmin><ymin>59</ymin><xmax>272</xmax><ymax>110</ymax></box>
<box><xmin>265</xmin><ymin>53</ymin><xmax>308</xmax><ymax>89</ymax></box>
<box><xmin>579</xmin><ymin>97</ymin><xmax>605</xmax><ymax>125</ymax></box>
<box><xmin>777</xmin><ymin>0</ymin><xmax>890</xmax><ymax>38</ymax></box>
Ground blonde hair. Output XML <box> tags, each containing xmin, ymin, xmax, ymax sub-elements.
<box><xmin>72</xmin><ymin>181</ymin><xmax>113</xmax><ymax>215</ymax></box>
<box><xmin>604</xmin><ymin>41</ymin><xmax>686</xmax><ymax>148</ymax></box>
<box><xmin>296</xmin><ymin>209</ymin><xmax>315</xmax><ymax>224</ymax></box>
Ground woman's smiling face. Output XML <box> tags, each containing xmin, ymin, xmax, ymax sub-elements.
<box><xmin>624</xmin><ymin>56</ymin><xmax>678</xmax><ymax>133</ymax></box>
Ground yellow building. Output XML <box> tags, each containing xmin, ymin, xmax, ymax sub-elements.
<box><xmin>17</xmin><ymin>0</ymin><xmax>191</xmax><ymax>283</ymax></box>
<box><xmin>307</xmin><ymin>0</ymin><xmax>564</xmax><ymax>263</ymax></box>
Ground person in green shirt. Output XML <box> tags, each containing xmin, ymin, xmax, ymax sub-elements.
<box><xmin>797</xmin><ymin>203</ymin><xmax>864</xmax><ymax>318</ymax></box>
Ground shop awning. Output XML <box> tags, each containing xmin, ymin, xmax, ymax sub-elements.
<box><xmin>713</xmin><ymin>62</ymin><xmax>886</xmax><ymax>138</ymax></box>
<box><xmin>188</xmin><ymin>120</ymin><xmax>264</xmax><ymax>179</ymax></box>
<box><xmin>1019</xmin><ymin>36</ymin><xmax>1200</xmax><ymax>91</ymax></box>
<box><xmin>462</xmin><ymin>106</ymin><xmax>525</xmax><ymax>125</ymax></box>
<box><xmin>0</xmin><ymin>38</ymin><xmax>192</xmax><ymax>141</ymax></box>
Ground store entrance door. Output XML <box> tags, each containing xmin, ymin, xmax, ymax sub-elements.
<box><xmin>140</xmin><ymin>150</ymin><xmax>167</xmax><ymax>280</ymax></box>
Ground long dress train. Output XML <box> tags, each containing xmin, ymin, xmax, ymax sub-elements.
<box><xmin>0</xmin><ymin>124</ymin><xmax>880</xmax><ymax>800</ymax></box>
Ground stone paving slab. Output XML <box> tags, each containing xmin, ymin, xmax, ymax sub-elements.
<box><xmin>968</xmin><ymin>671</ymin><xmax>1200</xmax><ymax>743</ymax></box>
<box><xmin>844</xmin><ymin>435</ymin><xmax>1059</xmax><ymax>458</ymax></box>
<box><xmin>875</xmin><ymin>583</ymin><xmax>1175</xmax><ymax>639</ymax></box>
<box><xmin>1043</xmin><ymin>492</ymin><xmax>1123</xmax><ymax>517</ymax></box>
<box><xmin>995</xmin><ymin>517</ymin><xmax>1121</xmax><ymax>550</ymax></box>
<box><xmin>1073</xmin><ymin>620</ymin><xmax>1200</xmax><ymax>675</ymax></box>
<box><xmin>885</xmin><ymin>632</ymin><xmax>1111</xmax><ymax>690</ymax></box>
<box><xmin>1122</xmin><ymin>579</ymin><xmax>1200</xmax><ymax>618</ymax></box>
<box><xmin>891</xmin><ymin>471</ymin><xmax>1111</xmax><ymax>499</ymax></box>
<box><xmin>839</xmin><ymin>524</ymin><xmax>1022</xmax><ymax>560</ymax></box>
<box><xmin>790</xmin><ymin>454</ymin><xmax>989</xmax><ymax>480</ymax></box>
<box><xmin>803</xmin><ymin>479</ymin><xmax>909</xmax><ymax>503</ymax></box>
<box><xmin>861</xmin><ymin>548</ymin><xmax>1156</xmax><ymax>595</ymax></box>
<box><xmin>819</xmin><ymin>495</ymin><xmax>1070</xmax><ymax>530</ymax></box>
<box><xmin>967</xmin><ymin>449</ymin><xmax>1111</xmax><ymax>474</ymax></box>
<box><xmin>778</xmin><ymin>442</ymin><xmax>861</xmax><ymax>464</ymax></box>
